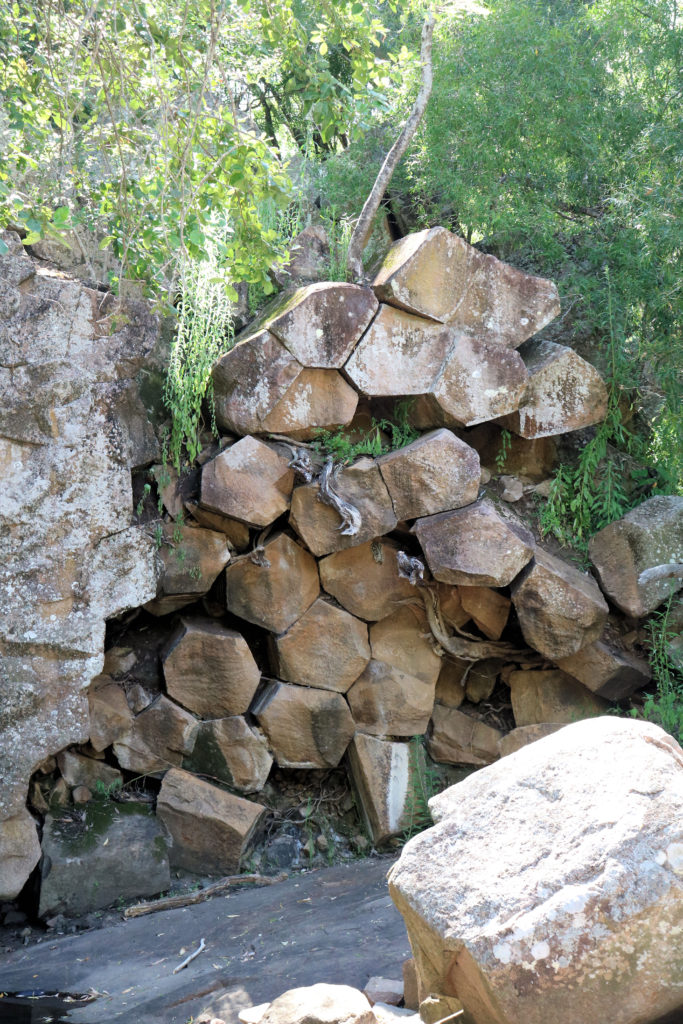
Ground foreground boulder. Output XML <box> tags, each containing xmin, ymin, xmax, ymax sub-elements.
<box><xmin>389</xmin><ymin>717</ymin><xmax>683</xmax><ymax>1024</ymax></box>
<box><xmin>254</xmin><ymin>984</ymin><xmax>374</xmax><ymax>1024</ymax></box>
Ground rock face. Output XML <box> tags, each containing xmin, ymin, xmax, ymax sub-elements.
<box><xmin>376</xmin><ymin>430</ymin><xmax>480</xmax><ymax>520</ymax></box>
<box><xmin>212</xmin><ymin>329</ymin><xmax>302</xmax><ymax>436</ymax></box>
<box><xmin>427</xmin><ymin>706</ymin><xmax>502</xmax><ymax>766</ymax></box>
<box><xmin>370</xmin><ymin>607</ymin><xmax>443</xmax><ymax>686</ymax></box>
<box><xmin>200</xmin><ymin>436</ymin><xmax>295</xmax><ymax>527</ymax></box>
<box><xmin>253</xmin><ymin>681</ymin><xmax>355</xmax><ymax>769</ymax></box>
<box><xmin>588</xmin><ymin>496</ymin><xmax>683</xmax><ymax>617</ymax></box>
<box><xmin>145</xmin><ymin>522</ymin><xmax>230</xmax><ymax>616</ymax></box>
<box><xmin>393</xmin><ymin>718</ymin><xmax>683</xmax><ymax>1024</ymax></box>
<box><xmin>260</xmin><ymin>368</ymin><xmax>358</xmax><ymax>440</ymax></box>
<box><xmin>113</xmin><ymin>696</ymin><xmax>198</xmax><ymax>774</ymax></box>
<box><xmin>271</xmin><ymin>598</ymin><xmax>371</xmax><ymax>693</ymax></box>
<box><xmin>0</xmin><ymin>233</ymin><xmax>159</xmax><ymax>893</ymax></box>
<box><xmin>319</xmin><ymin>539</ymin><xmax>416</xmax><ymax>621</ymax></box>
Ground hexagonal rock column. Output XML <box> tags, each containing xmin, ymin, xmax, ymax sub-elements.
<box><xmin>555</xmin><ymin>640</ymin><xmax>651</xmax><ymax>701</ymax></box>
<box><xmin>427</xmin><ymin>705</ymin><xmax>502</xmax><ymax>766</ymax></box>
<box><xmin>510</xmin><ymin>548</ymin><xmax>608</xmax><ymax>659</ymax></box>
<box><xmin>224</xmin><ymin>532</ymin><xmax>319</xmax><ymax>633</ymax></box>
<box><xmin>459</xmin><ymin>587</ymin><xmax>511</xmax><ymax>640</ymax></box>
<box><xmin>145</xmin><ymin>523</ymin><xmax>230</xmax><ymax>616</ymax></box>
<box><xmin>373</xmin><ymin>225</ymin><xmax>560</xmax><ymax>344</ymax></box>
<box><xmin>259</xmin><ymin>368</ymin><xmax>358</xmax><ymax>440</ymax></box>
<box><xmin>162</xmin><ymin>618</ymin><xmax>261</xmax><ymax>717</ymax></box>
<box><xmin>497</xmin><ymin>338</ymin><xmax>608</xmax><ymax>438</ymax></box>
<box><xmin>253</xmin><ymin>681</ymin><xmax>355</xmax><ymax>769</ymax></box>
<box><xmin>183</xmin><ymin>717</ymin><xmax>272</xmax><ymax>793</ymax></box>
<box><xmin>200</xmin><ymin>436</ymin><xmax>294</xmax><ymax>527</ymax></box>
<box><xmin>588</xmin><ymin>495</ymin><xmax>683</xmax><ymax>617</ymax></box>
<box><xmin>432</xmin><ymin>336</ymin><xmax>529</xmax><ymax>427</ymax></box>
<box><xmin>346</xmin><ymin>734</ymin><xmax>427</xmax><ymax>844</ymax></box>
<box><xmin>248</xmin><ymin>281</ymin><xmax>379</xmax><ymax>367</ymax></box>
<box><xmin>88</xmin><ymin>675</ymin><xmax>131</xmax><ymax>752</ymax></box>
<box><xmin>508</xmin><ymin>669</ymin><xmax>608</xmax><ymax>726</ymax></box>
<box><xmin>290</xmin><ymin>458</ymin><xmax>397</xmax><ymax>557</ymax></box>
<box><xmin>113</xmin><ymin>696</ymin><xmax>198</xmax><ymax>775</ymax></box>
<box><xmin>370</xmin><ymin>606</ymin><xmax>443</xmax><ymax>686</ymax></box>
<box><xmin>376</xmin><ymin>429</ymin><xmax>480</xmax><ymax>520</ymax></box>
<box><xmin>212</xmin><ymin>328</ymin><xmax>303</xmax><ymax>436</ymax></box>
<box><xmin>319</xmin><ymin>538</ymin><xmax>416</xmax><ymax>621</ymax></box>
<box><xmin>157</xmin><ymin>768</ymin><xmax>265</xmax><ymax>874</ymax></box>
<box><xmin>414</xmin><ymin>500</ymin><xmax>535</xmax><ymax>587</ymax></box>
<box><xmin>346</xmin><ymin>659</ymin><xmax>436</xmax><ymax>737</ymax></box>
<box><xmin>389</xmin><ymin>717</ymin><xmax>683</xmax><ymax>1024</ymax></box>
<box><xmin>270</xmin><ymin>597</ymin><xmax>370</xmax><ymax>693</ymax></box>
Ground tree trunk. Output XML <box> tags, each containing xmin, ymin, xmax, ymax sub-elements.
<box><xmin>346</xmin><ymin>10</ymin><xmax>436</xmax><ymax>282</ymax></box>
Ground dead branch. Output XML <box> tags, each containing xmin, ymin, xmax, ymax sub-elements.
<box><xmin>317</xmin><ymin>457</ymin><xmax>362</xmax><ymax>536</ymax></box>
<box><xmin>173</xmin><ymin>937</ymin><xmax>206</xmax><ymax>974</ymax></box>
<box><xmin>123</xmin><ymin>872</ymin><xmax>286</xmax><ymax>919</ymax></box>
<box><xmin>346</xmin><ymin>9</ymin><xmax>436</xmax><ymax>281</ymax></box>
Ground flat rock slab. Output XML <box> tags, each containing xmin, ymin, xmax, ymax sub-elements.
<box><xmin>2</xmin><ymin>858</ymin><xmax>407</xmax><ymax>1024</ymax></box>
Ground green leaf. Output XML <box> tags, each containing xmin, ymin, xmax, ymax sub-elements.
<box><xmin>53</xmin><ymin>206</ymin><xmax>70</xmax><ymax>226</ymax></box>
<box><xmin>98</xmin><ymin>235</ymin><xmax>115</xmax><ymax>250</ymax></box>
<box><xmin>319</xmin><ymin>41</ymin><xmax>328</xmax><ymax>55</ymax></box>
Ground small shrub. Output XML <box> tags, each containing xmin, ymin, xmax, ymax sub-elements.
<box><xmin>634</xmin><ymin>593</ymin><xmax>683</xmax><ymax>744</ymax></box>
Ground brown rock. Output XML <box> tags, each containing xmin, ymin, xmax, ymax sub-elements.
<box><xmin>497</xmin><ymin>723</ymin><xmax>565</xmax><ymax>757</ymax></box>
<box><xmin>319</xmin><ymin>539</ymin><xmax>416</xmax><ymax>621</ymax></box>
<box><xmin>157</xmin><ymin>768</ymin><xmax>265</xmax><ymax>874</ymax></box>
<box><xmin>347</xmin><ymin>734</ymin><xmax>428</xmax><ymax>844</ymax></box>
<box><xmin>72</xmin><ymin>785</ymin><xmax>92</xmax><ymax>804</ymax></box>
<box><xmin>212</xmin><ymin>329</ymin><xmax>303</xmax><ymax>436</ymax></box>
<box><xmin>200</xmin><ymin>436</ymin><xmax>294</xmax><ymax>527</ymax></box>
<box><xmin>434</xmin><ymin>659</ymin><xmax>467</xmax><ymax>708</ymax></box>
<box><xmin>271</xmin><ymin>224</ymin><xmax>330</xmax><ymax>288</ymax></box>
<box><xmin>373</xmin><ymin>226</ymin><xmax>560</xmax><ymax>345</ymax></box>
<box><xmin>436</xmin><ymin>584</ymin><xmax>471</xmax><ymax>630</ymax></box>
<box><xmin>344</xmin><ymin>305</ymin><xmax>453</xmax><ymax>397</ymax></box>
<box><xmin>347</xmin><ymin>660</ymin><xmax>436</xmax><ymax>737</ymax></box>
<box><xmin>253</xmin><ymin>681</ymin><xmax>355</xmax><ymax>769</ymax></box>
<box><xmin>377</xmin><ymin>429</ymin><xmax>480</xmax><ymax>520</ymax></box>
<box><xmin>427</xmin><ymin>706</ymin><xmax>502</xmax><ymax>765</ymax></box>
<box><xmin>150</xmin><ymin>463</ymin><xmax>199</xmax><ymax>519</ymax></box>
<box><xmin>402</xmin><ymin>960</ymin><xmax>420</xmax><ymax>1011</ymax></box>
<box><xmin>88</xmin><ymin>676</ymin><xmax>131</xmax><ymax>752</ymax></box>
<box><xmin>162</xmin><ymin>618</ymin><xmax>261</xmax><ymax>718</ymax></box>
<box><xmin>465</xmin><ymin>659</ymin><xmax>505</xmax><ymax>704</ymax></box>
<box><xmin>113</xmin><ymin>695</ymin><xmax>198</xmax><ymax>775</ymax></box>
<box><xmin>363</xmin><ymin>978</ymin><xmax>404</xmax><ymax>1007</ymax></box>
<box><xmin>555</xmin><ymin>640</ymin><xmax>651</xmax><ymax>701</ymax></box>
<box><xmin>102</xmin><ymin>647</ymin><xmax>137</xmax><ymax>677</ymax></box>
<box><xmin>56</xmin><ymin>750</ymin><xmax>122</xmax><ymax>792</ymax></box>
<box><xmin>184</xmin><ymin>502</ymin><xmax>251</xmax><ymax>551</ymax></box>
<box><xmin>415</xmin><ymin>500</ymin><xmax>535</xmax><ymax>587</ymax></box>
<box><xmin>183</xmin><ymin>716</ymin><xmax>272</xmax><ymax>793</ymax></box>
<box><xmin>468</xmin><ymin>423</ymin><xmax>556</xmax><ymax>481</ymax></box>
<box><xmin>499</xmin><ymin>474</ymin><xmax>524</xmax><ymax>502</ymax></box>
<box><xmin>224</xmin><ymin>532</ymin><xmax>319</xmax><ymax>633</ymax></box>
<box><xmin>432</xmin><ymin>336</ymin><xmax>529</xmax><ymax>427</ymax></box>
<box><xmin>145</xmin><ymin>523</ymin><xmax>230</xmax><ymax>616</ymax></box>
<box><xmin>459</xmin><ymin>587</ymin><xmax>511</xmax><ymax>640</ymax></box>
<box><xmin>370</xmin><ymin>606</ymin><xmax>442</xmax><ymax>686</ymax></box>
<box><xmin>260</xmin><ymin>368</ymin><xmax>358</xmax><ymax>440</ymax></box>
<box><xmin>509</xmin><ymin>669</ymin><xmax>609</xmax><ymax>726</ymax></box>
<box><xmin>497</xmin><ymin>338</ymin><xmax>608</xmax><ymax>438</ymax></box>
<box><xmin>290</xmin><ymin>458</ymin><xmax>397</xmax><ymax>557</ymax></box>
<box><xmin>511</xmin><ymin>548</ymin><xmax>609</xmax><ymax>659</ymax></box>
<box><xmin>0</xmin><ymin>809</ymin><xmax>42</xmax><ymax>900</ymax></box>
<box><xmin>588</xmin><ymin>495</ymin><xmax>683</xmax><ymax>617</ymax></box>
<box><xmin>271</xmin><ymin>598</ymin><xmax>370</xmax><ymax>693</ymax></box>
<box><xmin>251</xmin><ymin>282</ymin><xmax>378</xmax><ymax>368</ymax></box>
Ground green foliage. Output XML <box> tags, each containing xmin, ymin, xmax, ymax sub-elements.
<box><xmin>402</xmin><ymin>737</ymin><xmax>441</xmax><ymax>840</ymax></box>
<box><xmin>312</xmin><ymin>399</ymin><xmax>420</xmax><ymax>464</ymax></box>
<box><xmin>495</xmin><ymin>428</ymin><xmax>512</xmax><ymax>473</ymax></box>
<box><xmin>632</xmin><ymin>593</ymin><xmax>683</xmax><ymax>744</ymax></box>
<box><xmin>320</xmin><ymin>207</ymin><xmax>354</xmax><ymax>282</ymax></box>
<box><xmin>93</xmin><ymin>778</ymin><xmax>123</xmax><ymax>801</ymax></box>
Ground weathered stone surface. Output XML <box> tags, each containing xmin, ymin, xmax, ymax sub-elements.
<box><xmin>459</xmin><ymin>587</ymin><xmax>510</xmax><ymax>640</ymax></box>
<box><xmin>370</xmin><ymin>606</ymin><xmax>443</xmax><ymax>686</ymax></box>
<box><xmin>260</xmin><ymin>368</ymin><xmax>358</xmax><ymax>440</ymax></box>
<box><xmin>253</xmin><ymin>681</ymin><xmax>355</xmax><ymax>769</ymax></box>
<box><xmin>88</xmin><ymin>675</ymin><xmax>131</xmax><ymax>752</ymax></box>
<box><xmin>145</xmin><ymin>523</ymin><xmax>230</xmax><ymax>616</ymax></box>
<box><xmin>427</xmin><ymin>706</ymin><xmax>502</xmax><ymax>766</ymax></box>
<box><xmin>157</xmin><ymin>767</ymin><xmax>265</xmax><ymax>874</ymax></box>
<box><xmin>212</xmin><ymin>329</ymin><xmax>303</xmax><ymax>436</ymax></box>
<box><xmin>497</xmin><ymin>338</ymin><xmax>608</xmax><ymax>438</ymax></box>
<box><xmin>38</xmin><ymin>803</ymin><xmax>169</xmax><ymax>918</ymax></box>
<box><xmin>0</xmin><ymin>236</ymin><xmax>159</xmax><ymax>824</ymax></box>
<box><xmin>224</xmin><ymin>532</ymin><xmax>320</xmax><ymax>633</ymax></box>
<box><xmin>185</xmin><ymin>502</ymin><xmax>251</xmax><ymax>551</ymax></box>
<box><xmin>511</xmin><ymin>548</ymin><xmax>608</xmax><ymax>659</ymax></box>
<box><xmin>290</xmin><ymin>459</ymin><xmax>397</xmax><ymax>557</ymax></box>
<box><xmin>436</xmin><ymin>584</ymin><xmax>471</xmax><ymax>630</ymax></box>
<box><xmin>319</xmin><ymin>539</ymin><xmax>416</xmax><ymax>621</ymax></box>
<box><xmin>347</xmin><ymin>660</ymin><xmax>436</xmax><ymax>737</ymax></box>
<box><xmin>555</xmin><ymin>639</ymin><xmax>652</xmax><ymax>701</ymax></box>
<box><xmin>465</xmin><ymin>658</ymin><xmax>504</xmax><ymax>703</ymax></box>
<box><xmin>497</xmin><ymin>723</ymin><xmax>564</xmax><ymax>757</ymax></box>
<box><xmin>509</xmin><ymin>669</ymin><xmax>609</xmax><ymax>726</ymax></box>
<box><xmin>377</xmin><ymin>430</ymin><xmax>480</xmax><ymax>520</ymax></box>
<box><xmin>588</xmin><ymin>496</ymin><xmax>683</xmax><ymax>617</ymax></box>
<box><xmin>258</xmin><ymin>984</ymin><xmax>374</xmax><ymax>1024</ymax></box>
<box><xmin>432</xmin><ymin>336</ymin><xmax>529</xmax><ymax>427</ymax></box>
<box><xmin>162</xmin><ymin>618</ymin><xmax>261</xmax><ymax>718</ymax></box>
<box><xmin>200</xmin><ymin>436</ymin><xmax>295</xmax><ymax>527</ymax></box>
<box><xmin>0</xmin><ymin>808</ymin><xmax>42</xmax><ymax>900</ymax></box>
<box><xmin>183</xmin><ymin>716</ymin><xmax>272</xmax><ymax>793</ymax></box>
<box><xmin>271</xmin><ymin>598</ymin><xmax>370</xmax><ymax>693</ymax></box>
<box><xmin>271</xmin><ymin>224</ymin><xmax>330</xmax><ymax>289</ymax></box>
<box><xmin>415</xmin><ymin>501</ymin><xmax>535</xmax><ymax>587</ymax></box>
<box><xmin>499</xmin><ymin>474</ymin><xmax>524</xmax><ymax>502</ymax></box>
<box><xmin>56</xmin><ymin>750</ymin><xmax>122</xmax><ymax>792</ymax></box>
<box><xmin>389</xmin><ymin>717</ymin><xmax>683</xmax><ymax>1024</ymax></box>
<box><xmin>113</xmin><ymin>695</ymin><xmax>198</xmax><ymax>775</ymax></box>
<box><xmin>402</xmin><ymin>959</ymin><xmax>420</xmax><ymax>1011</ymax></box>
<box><xmin>468</xmin><ymin>424</ymin><xmax>556</xmax><ymax>482</ymax></box>
<box><xmin>373</xmin><ymin>226</ymin><xmax>560</xmax><ymax>345</ymax></box>
<box><xmin>347</xmin><ymin>734</ymin><xmax>428</xmax><ymax>844</ymax></box>
<box><xmin>363</xmin><ymin>978</ymin><xmax>404</xmax><ymax>1007</ymax></box>
<box><xmin>434</xmin><ymin>659</ymin><xmax>467</xmax><ymax>708</ymax></box>
<box><xmin>250</xmin><ymin>282</ymin><xmax>378</xmax><ymax>368</ymax></box>
<box><xmin>344</xmin><ymin>305</ymin><xmax>453</xmax><ymax>397</ymax></box>
<box><xmin>102</xmin><ymin>647</ymin><xmax>137</xmax><ymax>677</ymax></box>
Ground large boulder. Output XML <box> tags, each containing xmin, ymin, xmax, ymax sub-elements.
<box><xmin>253</xmin><ymin>681</ymin><xmax>355</xmax><ymax>769</ymax></box>
<box><xmin>389</xmin><ymin>717</ymin><xmax>683</xmax><ymax>1024</ymax></box>
<box><xmin>319</xmin><ymin>539</ymin><xmax>416</xmax><ymax>621</ymax></box>
<box><xmin>376</xmin><ymin>430</ymin><xmax>480</xmax><ymax>520</ymax></box>
<box><xmin>259</xmin><ymin>368</ymin><xmax>358</xmax><ymax>440</ymax></box>
<box><xmin>588</xmin><ymin>496</ymin><xmax>683</xmax><ymax>617</ymax></box>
